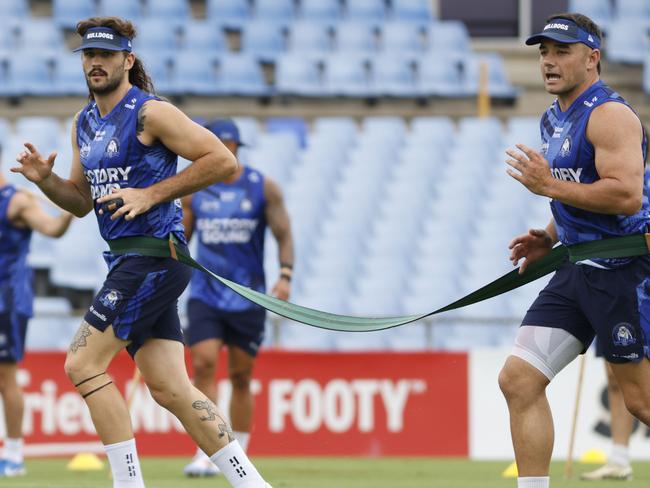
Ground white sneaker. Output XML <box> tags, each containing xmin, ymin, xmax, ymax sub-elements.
<box><xmin>580</xmin><ymin>463</ymin><xmax>633</xmax><ymax>481</ymax></box>
<box><xmin>183</xmin><ymin>455</ymin><xmax>221</xmax><ymax>477</ymax></box>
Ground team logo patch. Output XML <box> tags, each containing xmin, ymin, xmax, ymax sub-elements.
<box><xmin>99</xmin><ymin>289</ymin><xmax>122</xmax><ymax>310</ymax></box>
<box><xmin>106</xmin><ymin>138</ymin><xmax>120</xmax><ymax>158</ymax></box>
<box><xmin>80</xmin><ymin>143</ymin><xmax>91</xmax><ymax>158</ymax></box>
<box><xmin>248</xmin><ymin>171</ymin><xmax>260</xmax><ymax>183</ymax></box>
<box><xmin>559</xmin><ymin>136</ymin><xmax>571</xmax><ymax>157</ymax></box>
<box><xmin>240</xmin><ymin>198</ymin><xmax>253</xmax><ymax>212</ymax></box>
<box><xmin>612</xmin><ymin>323</ymin><xmax>636</xmax><ymax>347</ymax></box>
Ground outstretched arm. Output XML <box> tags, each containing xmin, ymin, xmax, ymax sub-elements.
<box><xmin>12</xmin><ymin>112</ymin><xmax>93</xmax><ymax>217</ymax></box>
<box><xmin>265</xmin><ymin>177</ymin><xmax>294</xmax><ymax>300</ymax></box>
<box><xmin>7</xmin><ymin>190</ymin><xmax>74</xmax><ymax>237</ymax></box>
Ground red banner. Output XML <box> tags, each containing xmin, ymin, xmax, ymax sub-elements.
<box><xmin>15</xmin><ymin>350</ymin><xmax>468</xmax><ymax>457</ymax></box>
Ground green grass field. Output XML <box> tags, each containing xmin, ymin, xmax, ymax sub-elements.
<box><xmin>2</xmin><ymin>458</ymin><xmax>649</xmax><ymax>487</ymax></box>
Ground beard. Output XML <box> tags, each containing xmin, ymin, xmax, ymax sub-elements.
<box><xmin>85</xmin><ymin>69</ymin><xmax>124</xmax><ymax>96</ymax></box>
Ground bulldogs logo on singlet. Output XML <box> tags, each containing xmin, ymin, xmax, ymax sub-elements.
<box><xmin>106</xmin><ymin>138</ymin><xmax>120</xmax><ymax>158</ymax></box>
<box><xmin>100</xmin><ymin>289</ymin><xmax>122</xmax><ymax>310</ymax></box>
<box><xmin>612</xmin><ymin>323</ymin><xmax>636</xmax><ymax>346</ymax></box>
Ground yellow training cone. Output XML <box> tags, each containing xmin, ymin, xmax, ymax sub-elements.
<box><xmin>579</xmin><ymin>449</ymin><xmax>607</xmax><ymax>465</ymax></box>
<box><xmin>502</xmin><ymin>462</ymin><xmax>518</xmax><ymax>478</ymax></box>
<box><xmin>67</xmin><ymin>453</ymin><xmax>105</xmax><ymax>471</ymax></box>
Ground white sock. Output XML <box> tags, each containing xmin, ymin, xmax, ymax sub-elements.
<box><xmin>210</xmin><ymin>440</ymin><xmax>266</xmax><ymax>487</ymax></box>
<box><xmin>517</xmin><ymin>476</ymin><xmax>549</xmax><ymax>488</ymax></box>
<box><xmin>234</xmin><ymin>431</ymin><xmax>250</xmax><ymax>452</ymax></box>
<box><xmin>194</xmin><ymin>446</ymin><xmax>211</xmax><ymax>461</ymax></box>
<box><xmin>104</xmin><ymin>439</ymin><xmax>145</xmax><ymax>487</ymax></box>
<box><xmin>3</xmin><ymin>438</ymin><xmax>23</xmax><ymax>464</ymax></box>
<box><xmin>609</xmin><ymin>443</ymin><xmax>630</xmax><ymax>467</ymax></box>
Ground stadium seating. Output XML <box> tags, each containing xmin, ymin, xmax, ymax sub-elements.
<box><xmin>241</xmin><ymin>20</ymin><xmax>287</xmax><ymax>63</ymax></box>
<box><xmin>255</xmin><ymin>0</ymin><xmax>295</xmax><ymax>23</ymax></box>
<box><xmin>98</xmin><ymin>0</ymin><xmax>143</xmax><ymax>21</ymax></box>
<box><xmin>300</xmin><ymin>0</ymin><xmax>341</xmax><ymax>24</ymax></box>
<box><xmin>274</xmin><ymin>55</ymin><xmax>323</xmax><ymax>96</ymax></box>
<box><xmin>206</xmin><ymin>0</ymin><xmax>251</xmax><ymax>29</ymax></box>
<box><xmin>323</xmin><ymin>54</ymin><xmax>371</xmax><ymax>97</ymax></box>
<box><xmin>0</xmin><ymin>0</ymin><xmax>28</xmax><ymax>19</ymax></box>
<box><xmin>392</xmin><ymin>0</ymin><xmax>436</xmax><ymax>25</ymax></box>
<box><xmin>215</xmin><ymin>53</ymin><xmax>269</xmax><ymax>96</ymax></box>
<box><xmin>181</xmin><ymin>20</ymin><xmax>227</xmax><ymax>52</ymax></box>
<box><xmin>568</xmin><ymin>0</ymin><xmax>612</xmax><ymax>32</ymax></box>
<box><xmin>53</xmin><ymin>0</ymin><xmax>97</xmax><ymax>29</ymax></box>
<box><xmin>615</xmin><ymin>0</ymin><xmax>650</xmax><ymax>21</ymax></box>
<box><xmin>372</xmin><ymin>54</ymin><xmax>416</xmax><ymax>97</ymax></box>
<box><xmin>145</xmin><ymin>0</ymin><xmax>191</xmax><ymax>21</ymax></box>
<box><xmin>334</xmin><ymin>21</ymin><xmax>378</xmax><ymax>55</ymax></box>
<box><xmin>605</xmin><ymin>19</ymin><xmax>650</xmax><ymax>64</ymax></box>
<box><xmin>346</xmin><ymin>0</ymin><xmax>388</xmax><ymax>24</ymax></box>
<box><xmin>644</xmin><ymin>54</ymin><xmax>650</xmax><ymax>94</ymax></box>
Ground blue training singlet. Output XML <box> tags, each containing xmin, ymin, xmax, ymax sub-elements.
<box><xmin>540</xmin><ymin>80</ymin><xmax>650</xmax><ymax>268</ymax></box>
<box><xmin>0</xmin><ymin>185</ymin><xmax>33</xmax><ymax>317</ymax></box>
<box><xmin>76</xmin><ymin>86</ymin><xmax>185</xmax><ymax>247</ymax></box>
<box><xmin>189</xmin><ymin>166</ymin><xmax>267</xmax><ymax>312</ymax></box>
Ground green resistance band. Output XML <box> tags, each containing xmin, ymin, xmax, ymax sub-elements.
<box><xmin>107</xmin><ymin>233</ymin><xmax>650</xmax><ymax>332</ymax></box>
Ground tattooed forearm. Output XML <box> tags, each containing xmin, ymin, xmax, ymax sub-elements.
<box><xmin>136</xmin><ymin>104</ymin><xmax>147</xmax><ymax>136</ymax></box>
<box><xmin>69</xmin><ymin>323</ymin><xmax>92</xmax><ymax>353</ymax></box>
<box><xmin>192</xmin><ymin>399</ymin><xmax>234</xmax><ymax>442</ymax></box>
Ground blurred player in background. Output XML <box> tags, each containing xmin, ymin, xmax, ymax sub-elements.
<box><xmin>12</xmin><ymin>17</ymin><xmax>272</xmax><ymax>488</ymax></box>
<box><xmin>0</xmin><ymin>144</ymin><xmax>73</xmax><ymax>476</ymax></box>
<box><xmin>182</xmin><ymin>119</ymin><xmax>294</xmax><ymax>477</ymax></box>
<box><xmin>498</xmin><ymin>12</ymin><xmax>650</xmax><ymax>488</ymax></box>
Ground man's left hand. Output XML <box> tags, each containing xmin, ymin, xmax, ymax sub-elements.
<box><xmin>96</xmin><ymin>187</ymin><xmax>154</xmax><ymax>221</ymax></box>
<box><xmin>271</xmin><ymin>279</ymin><xmax>290</xmax><ymax>301</ymax></box>
<box><xmin>505</xmin><ymin>144</ymin><xmax>555</xmax><ymax>197</ymax></box>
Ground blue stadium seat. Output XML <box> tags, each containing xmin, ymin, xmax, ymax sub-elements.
<box><xmin>334</xmin><ymin>21</ymin><xmax>378</xmax><ymax>55</ymax></box>
<box><xmin>568</xmin><ymin>0</ymin><xmax>612</xmax><ymax>31</ymax></box>
<box><xmin>275</xmin><ymin>54</ymin><xmax>323</xmax><ymax>96</ymax></box>
<box><xmin>255</xmin><ymin>0</ymin><xmax>295</xmax><ymax>23</ymax></box>
<box><xmin>241</xmin><ymin>20</ymin><xmax>286</xmax><ymax>63</ymax></box>
<box><xmin>616</xmin><ymin>0</ymin><xmax>650</xmax><ymax>21</ymax></box>
<box><xmin>15</xmin><ymin>117</ymin><xmax>62</xmax><ymax>151</ymax></box>
<box><xmin>145</xmin><ymin>0</ymin><xmax>191</xmax><ymax>21</ymax></box>
<box><xmin>135</xmin><ymin>19</ymin><xmax>182</xmax><ymax>51</ymax></box>
<box><xmin>371</xmin><ymin>55</ymin><xmax>415</xmax><ymax>97</ymax></box>
<box><xmin>206</xmin><ymin>0</ymin><xmax>251</xmax><ymax>29</ymax></box>
<box><xmin>606</xmin><ymin>20</ymin><xmax>649</xmax><ymax>64</ymax></box>
<box><xmin>266</xmin><ymin>117</ymin><xmax>308</xmax><ymax>147</ymax></box>
<box><xmin>53</xmin><ymin>0</ymin><xmax>97</xmax><ymax>29</ymax></box>
<box><xmin>4</xmin><ymin>53</ymin><xmax>55</xmax><ymax>97</ymax></box>
<box><xmin>137</xmin><ymin>49</ymin><xmax>174</xmax><ymax>94</ymax></box>
<box><xmin>0</xmin><ymin>0</ymin><xmax>28</xmax><ymax>19</ymax></box>
<box><xmin>181</xmin><ymin>20</ymin><xmax>227</xmax><ymax>52</ymax></box>
<box><xmin>0</xmin><ymin>25</ymin><xmax>17</xmax><ymax>50</ymax></box>
<box><xmin>17</xmin><ymin>20</ymin><xmax>65</xmax><ymax>51</ymax></box>
<box><xmin>300</xmin><ymin>0</ymin><xmax>341</xmax><ymax>23</ymax></box>
<box><xmin>216</xmin><ymin>54</ymin><xmax>269</xmax><ymax>96</ymax></box>
<box><xmin>346</xmin><ymin>0</ymin><xmax>387</xmax><ymax>24</ymax></box>
<box><xmin>417</xmin><ymin>53</ymin><xmax>464</xmax><ymax>97</ymax></box>
<box><xmin>427</xmin><ymin>21</ymin><xmax>471</xmax><ymax>53</ymax></box>
<box><xmin>462</xmin><ymin>53</ymin><xmax>518</xmax><ymax>99</ymax></box>
<box><xmin>287</xmin><ymin>21</ymin><xmax>332</xmax><ymax>54</ymax></box>
<box><xmin>380</xmin><ymin>21</ymin><xmax>425</xmax><ymax>56</ymax></box>
<box><xmin>170</xmin><ymin>51</ymin><xmax>219</xmax><ymax>95</ymax></box>
<box><xmin>324</xmin><ymin>54</ymin><xmax>371</xmax><ymax>97</ymax></box>
<box><xmin>54</xmin><ymin>54</ymin><xmax>88</xmax><ymax>96</ymax></box>
<box><xmin>98</xmin><ymin>0</ymin><xmax>143</xmax><ymax>21</ymax></box>
<box><xmin>392</xmin><ymin>0</ymin><xmax>435</xmax><ymax>24</ymax></box>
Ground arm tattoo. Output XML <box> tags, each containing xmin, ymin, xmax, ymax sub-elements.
<box><xmin>69</xmin><ymin>323</ymin><xmax>92</xmax><ymax>353</ymax></box>
<box><xmin>192</xmin><ymin>400</ymin><xmax>234</xmax><ymax>442</ymax></box>
<box><xmin>136</xmin><ymin>104</ymin><xmax>147</xmax><ymax>136</ymax></box>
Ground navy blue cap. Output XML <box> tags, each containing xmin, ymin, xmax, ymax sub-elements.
<box><xmin>526</xmin><ymin>18</ymin><xmax>600</xmax><ymax>50</ymax></box>
<box><xmin>73</xmin><ymin>27</ymin><xmax>133</xmax><ymax>52</ymax></box>
<box><xmin>206</xmin><ymin>119</ymin><xmax>245</xmax><ymax>146</ymax></box>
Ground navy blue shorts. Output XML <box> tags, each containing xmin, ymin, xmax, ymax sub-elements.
<box><xmin>185</xmin><ymin>299</ymin><xmax>266</xmax><ymax>357</ymax></box>
<box><xmin>85</xmin><ymin>254</ymin><xmax>192</xmax><ymax>358</ymax></box>
<box><xmin>523</xmin><ymin>256</ymin><xmax>650</xmax><ymax>363</ymax></box>
<box><xmin>0</xmin><ymin>312</ymin><xmax>28</xmax><ymax>362</ymax></box>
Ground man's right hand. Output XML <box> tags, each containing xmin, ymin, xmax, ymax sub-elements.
<box><xmin>508</xmin><ymin>228</ymin><xmax>554</xmax><ymax>274</ymax></box>
<box><xmin>12</xmin><ymin>142</ymin><xmax>56</xmax><ymax>184</ymax></box>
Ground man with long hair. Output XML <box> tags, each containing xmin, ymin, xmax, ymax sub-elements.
<box><xmin>0</xmin><ymin>144</ymin><xmax>73</xmax><ymax>476</ymax></box>
<box><xmin>11</xmin><ymin>17</ymin><xmax>272</xmax><ymax>488</ymax></box>
<box><xmin>500</xmin><ymin>12</ymin><xmax>650</xmax><ymax>488</ymax></box>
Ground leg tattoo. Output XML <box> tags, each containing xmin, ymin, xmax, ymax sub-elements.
<box><xmin>69</xmin><ymin>323</ymin><xmax>92</xmax><ymax>353</ymax></box>
<box><xmin>192</xmin><ymin>399</ymin><xmax>234</xmax><ymax>442</ymax></box>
